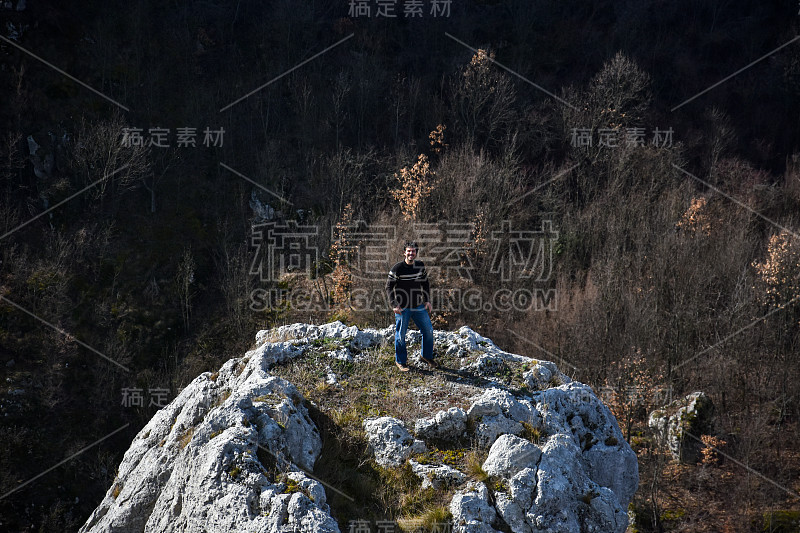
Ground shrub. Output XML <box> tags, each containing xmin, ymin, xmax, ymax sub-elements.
<box><xmin>752</xmin><ymin>230</ymin><xmax>800</xmax><ymax>309</ymax></box>
<box><xmin>699</xmin><ymin>434</ymin><xmax>726</xmax><ymax>466</ymax></box>
<box><xmin>451</xmin><ymin>49</ymin><xmax>516</xmax><ymax>147</ymax></box>
<box><xmin>390</xmin><ymin>154</ymin><xmax>434</xmax><ymax>222</ymax></box>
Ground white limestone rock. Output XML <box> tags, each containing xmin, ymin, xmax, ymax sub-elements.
<box><xmin>527</xmin><ymin>434</ymin><xmax>628</xmax><ymax>533</ymax></box>
<box><xmin>409</xmin><ymin>460</ymin><xmax>466</xmax><ymax>490</ymax></box>
<box><xmin>450</xmin><ymin>482</ymin><xmax>498</xmax><ymax>533</ymax></box>
<box><xmin>414</xmin><ymin>407</ymin><xmax>467</xmax><ymax>441</ymax></box>
<box><xmin>249</xmin><ymin>190</ymin><xmax>275</xmax><ymax>221</ymax></box>
<box><xmin>462</xmin><ymin>354</ymin><xmax>507</xmax><ymax>376</ymax></box>
<box><xmin>494</xmin><ymin>492</ymin><xmax>531</xmax><ymax>533</ymax></box>
<box><xmin>404</xmin><ymin>330</ymin><xmax>423</xmax><ymax>345</ymax></box>
<box><xmin>82</xmin><ymin>322</ymin><xmax>638</xmax><ymax>533</ymax></box>
<box><xmin>243</xmin><ymin>340</ymin><xmax>305</xmax><ymax>370</ymax></box>
<box><xmin>434</xmin><ymin>327</ymin><xmax>531</xmax><ymax>368</ymax></box>
<box><xmin>522</xmin><ymin>360</ymin><xmax>572</xmax><ymax>390</ymax></box>
<box><xmin>27</xmin><ymin>134</ymin><xmax>39</xmax><ymax>156</ymax></box>
<box><xmin>269</xmin><ymin>321</ymin><xmax>358</xmax><ymax>342</ymax></box>
<box><xmin>535</xmin><ymin>382</ymin><xmax>638</xmax><ymax>507</ymax></box>
<box><xmin>467</xmin><ymin>388</ymin><xmax>542</xmax><ymax>447</ymax></box>
<box><xmin>79</xmin><ymin>345</ymin><xmax>336</xmax><ymax>533</ymax></box>
<box><xmin>648</xmin><ymin>391</ymin><xmax>714</xmax><ymax>463</ymax></box>
<box><xmin>287</xmin><ymin>470</ymin><xmax>328</xmax><ymax>508</ymax></box>
<box><xmin>325</xmin><ymin>347</ymin><xmax>353</xmax><ymax>362</ymax></box>
<box><xmin>435</xmin><ymin>326</ymin><xmax>496</xmax><ymax>358</ymax></box>
<box><xmin>286</xmin><ymin>491</ymin><xmax>340</xmax><ymax>532</ymax></box>
<box><xmin>324</xmin><ymin>366</ymin><xmax>338</xmax><ymax>386</ymax></box>
<box><xmin>508</xmin><ymin>467</ymin><xmax>537</xmax><ymax>510</ymax></box>
<box><xmin>351</xmin><ymin>327</ymin><xmax>394</xmax><ymax>350</ymax></box>
<box><xmin>257</xmin><ymin>321</ymin><xmax>392</xmax><ymax>352</ymax></box>
<box><xmin>363</xmin><ymin>416</ymin><xmax>426</xmax><ymax>467</ymax></box>
<box><xmin>453</xmin><ymin>380</ymin><xmax>637</xmax><ymax>533</ymax></box>
<box><xmin>482</xmin><ymin>434</ymin><xmax>541</xmax><ymax>479</ymax></box>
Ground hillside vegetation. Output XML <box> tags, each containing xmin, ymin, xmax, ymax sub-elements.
<box><xmin>1</xmin><ymin>1</ymin><xmax>799</xmax><ymax>531</ymax></box>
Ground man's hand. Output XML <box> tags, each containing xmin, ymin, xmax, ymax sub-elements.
<box><xmin>424</xmin><ymin>301</ymin><xmax>432</xmax><ymax>313</ymax></box>
<box><xmin>393</xmin><ymin>306</ymin><xmax>402</xmax><ymax>314</ymax></box>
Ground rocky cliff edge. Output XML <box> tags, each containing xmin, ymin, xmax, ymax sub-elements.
<box><xmin>80</xmin><ymin>322</ymin><xmax>638</xmax><ymax>533</ymax></box>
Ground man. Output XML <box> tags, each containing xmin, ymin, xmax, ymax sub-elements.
<box><xmin>386</xmin><ymin>241</ymin><xmax>437</xmax><ymax>372</ymax></box>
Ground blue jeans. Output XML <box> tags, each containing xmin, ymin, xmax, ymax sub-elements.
<box><xmin>394</xmin><ymin>305</ymin><xmax>434</xmax><ymax>365</ymax></box>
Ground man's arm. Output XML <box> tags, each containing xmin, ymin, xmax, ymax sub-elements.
<box><xmin>419</xmin><ymin>262</ymin><xmax>430</xmax><ymax>303</ymax></box>
<box><xmin>419</xmin><ymin>261</ymin><xmax>432</xmax><ymax>312</ymax></box>
<box><xmin>386</xmin><ymin>265</ymin><xmax>401</xmax><ymax>312</ymax></box>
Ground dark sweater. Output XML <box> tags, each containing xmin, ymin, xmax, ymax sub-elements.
<box><xmin>386</xmin><ymin>260</ymin><xmax>430</xmax><ymax>309</ymax></box>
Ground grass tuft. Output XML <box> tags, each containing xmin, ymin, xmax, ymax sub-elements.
<box><xmin>178</xmin><ymin>427</ymin><xmax>194</xmax><ymax>449</ymax></box>
<box><xmin>521</xmin><ymin>422</ymin><xmax>543</xmax><ymax>444</ymax></box>
<box><xmin>398</xmin><ymin>505</ymin><xmax>453</xmax><ymax>532</ymax></box>
<box><xmin>464</xmin><ymin>449</ymin><xmax>489</xmax><ymax>483</ymax></box>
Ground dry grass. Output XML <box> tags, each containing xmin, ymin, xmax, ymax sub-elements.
<box><xmin>265</xmin><ymin>337</ymin><xmax>500</xmax><ymax>529</ymax></box>
<box><xmin>631</xmin><ymin>431</ymin><xmax>800</xmax><ymax>532</ymax></box>
<box><xmin>464</xmin><ymin>449</ymin><xmax>489</xmax><ymax>483</ymax></box>
<box><xmin>178</xmin><ymin>427</ymin><xmax>194</xmax><ymax>449</ymax></box>
<box><xmin>397</xmin><ymin>505</ymin><xmax>453</xmax><ymax>532</ymax></box>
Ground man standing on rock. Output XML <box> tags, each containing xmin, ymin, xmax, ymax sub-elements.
<box><xmin>386</xmin><ymin>241</ymin><xmax>437</xmax><ymax>372</ymax></box>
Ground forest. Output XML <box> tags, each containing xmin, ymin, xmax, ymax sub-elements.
<box><xmin>1</xmin><ymin>0</ymin><xmax>799</xmax><ymax>531</ymax></box>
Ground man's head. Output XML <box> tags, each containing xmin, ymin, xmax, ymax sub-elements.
<box><xmin>403</xmin><ymin>241</ymin><xmax>419</xmax><ymax>264</ymax></box>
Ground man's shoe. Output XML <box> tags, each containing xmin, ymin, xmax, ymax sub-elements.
<box><xmin>421</xmin><ymin>357</ymin><xmax>439</xmax><ymax>369</ymax></box>
<box><xmin>396</xmin><ymin>362</ymin><xmax>410</xmax><ymax>372</ymax></box>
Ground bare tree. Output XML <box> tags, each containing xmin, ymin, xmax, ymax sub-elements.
<box><xmin>70</xmin><ymin>113</ymin><xmax>151</xmax><ymax>209</ymax></box>
<box><xmin>451</xmin><ymin>49</ymin><xmax>517</xmax><ymax>147</ymax></box>
<box><xmin>175</xmin><ymin>246</ymin><xmax>196</xmax><ymax>331</ymax></box>
<box><xmin>331</xmin><ymin>71</ymin><xmax>351</xmax><ymax>150</ymax></box>
<box><xmin>142</xmin><ymin>148</ymin><xmax>179</xmax><ymax>213</ymax></box>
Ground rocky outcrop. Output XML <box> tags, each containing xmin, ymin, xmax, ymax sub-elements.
<box><xmin>467</xmin><ymin>388</ymin><xmax>541</xmax><ymax>447</ymax></box>
<box><xmin>363</xmin><ymin>416</ymin><xmax>426</xmax><ymax>467</ymax></box>
<box><xmin>522</xmin><ymin>360</ymin><xmax>572</xmax><ymax>391</ymax></box>
<box><xmin>438</xmin><ymin>326</ymin><xmax>529</xmax><ymax>362</ymax></box>
<box><xmin>79</xmin><ymin>348</ymin><xmax>337</xmax><ymax>532</ymax></box>
<box><xmin>249</xmin><ymin>190</ymin><xmax>276</xmax><ymax>221</ymax></box>
<box><xmin>81</xmin><ymin>321</ymin><xmax>638</xmax><ymax>533</ymax></box>
<box><xmin>414</xmin><ymin>407</ymin><xmax>467</xmax><ymax>441</ymax></box>
<box><xmin>264</xmin><ymin>320</ymin><xmax>392</xmax><ymax>351</ymax></box>
<box><xmin>649</xmin><ymin>391</ymin><xmax>714</xmax><ymax>463</ymax></box>
<box><xmin>450</xmin><ymin>382</ymin><xmax>636</xmax><ymax>533</ymax></box>
<box><xmin>482</xmin><ymin>434</ymin><xmax>541</xmax><ymax>479</ymax></box>
<box><xmin>526</xmin><ymin>434</ymin><xmax>628</xmax><ymax>533</ymax></box>
<box><xmin>450</xmin><ymin>482</ymin><xmax>497</xmax><ymax>533</ymax></box>
<box><xmin>537</xmin><ymin>383</ymin><xmax>639</xmax><ymax>508</ymax></box>
<box><xmin>364</xmin><ymin>383</ymin><xmax>636</xmax><ymax>533</ymax></box>
<box><xmin>409</xmin><ymin>460</ymin><xmax>467</xmax><ymax>490</ymax></box>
